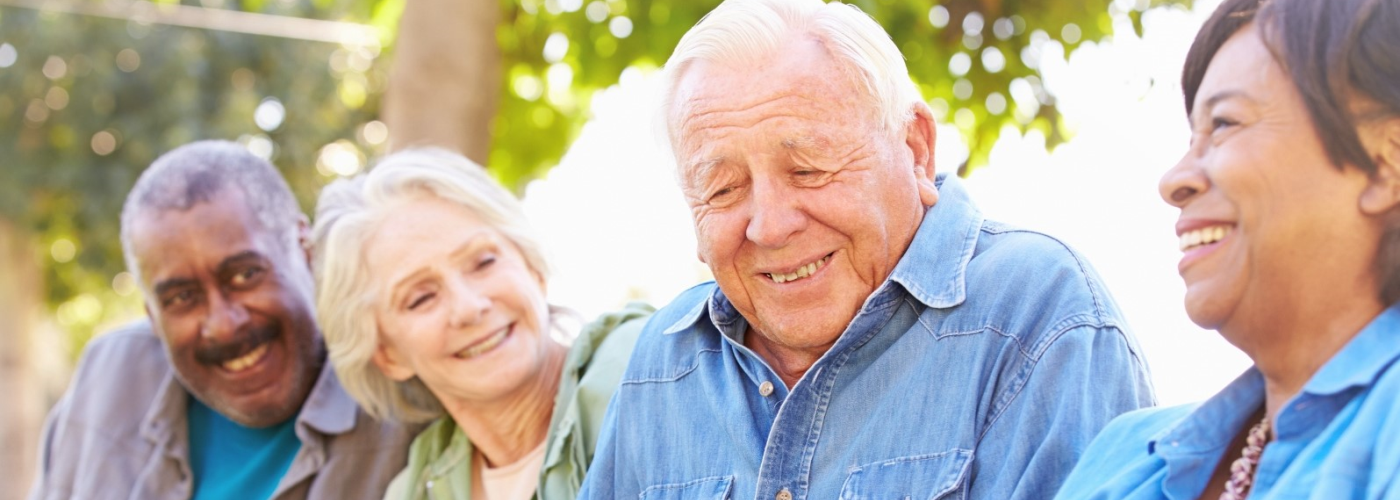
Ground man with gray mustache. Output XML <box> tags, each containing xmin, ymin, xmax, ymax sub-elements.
<box><xmin>28</xmin><ymin>141</ymin><xmax>413</xmax><ymax>500</ymax></box>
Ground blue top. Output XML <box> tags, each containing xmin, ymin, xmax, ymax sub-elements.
<box><xmin>580</xmin><ymin>174</ymin><xmax>1156</xmax><ymax>499</ymax></box>
<box><xmin>1057</xmin><ymin>305</ymin><xmax>1400</xmax><ymax>500</ymax></box>
<box><xmin>187</xmin><ymin>397</ymin><xmax>302</xmax><ymax>500</ymax></box>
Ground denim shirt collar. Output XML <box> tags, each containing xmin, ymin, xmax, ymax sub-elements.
<box><xmin>1303</xmin><ymin>304</ymin><xmax>1400</xmax><ymax>396</ymax></box>
<box><xmin>1148</xmin><ymin>304</ymin><xmax>1400</xmax><ymax>498</ymax></box>
<box><xmin>889</xmin><ymin>173</ymin><xmax>983</xmax><ymax>310</ymax></box>
<box><xmin>662</xmin><ymin>173</ymin><xmax>982</xmax><ymax>335</ymax></box>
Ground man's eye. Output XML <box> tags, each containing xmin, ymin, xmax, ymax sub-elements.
<box><xmin>230</xmin><ymin>266</ymin><xmax>264</xmax><ymax>287</ymax></box>
<box><xmin>163</xmin><ymin>290</ymin><xmax>197</xmax><ymax>309</ymax></box>
<box><xmin>709</xmin><ymin>186</ymin><xmax>735</xmax><ymax>201</ymax></box>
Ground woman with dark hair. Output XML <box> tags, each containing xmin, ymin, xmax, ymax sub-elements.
<box><xmin>1056</xmin><ymin>0</ymin><xmax>1400</xmax><ymax>498</ymax></box>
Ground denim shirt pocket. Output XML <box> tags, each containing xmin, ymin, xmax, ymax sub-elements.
<box><xmin>640</xmin><ymin>475</ymin><xmax>735</xmax><ymax>500</ymax></box>
<box><xmin>838</xmin><ymin>449</ymin><xmax>973</xmax><ymax>500</ymax></box>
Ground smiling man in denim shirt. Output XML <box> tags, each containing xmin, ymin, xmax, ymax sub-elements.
<box><xmin>579</xmin><ymin>0</ymin><xmax>1155</xmax><ymax>498</ymax></box>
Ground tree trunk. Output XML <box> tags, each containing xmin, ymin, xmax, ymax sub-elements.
<box><xmin>0</xmin><ymin>219</ymin><xmax>64</xmax><ymax>500</ymax></box>
<box><xmin>382</xmin><ymin>0</ymin><xmax>501</xmax><ymax>165</ymax></box>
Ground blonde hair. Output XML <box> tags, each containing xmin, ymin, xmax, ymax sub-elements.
<box><xmin>658</xmin><ymin>0</ymin><xmax>921</xmax><ymax>148</ymax></box>
<box><xmin>311</xmin><ymin>148</ymin><xmax>549</xmax><ymax>424</ymax></box>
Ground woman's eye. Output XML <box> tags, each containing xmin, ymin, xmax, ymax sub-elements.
<box><xmin>476</xmin><ymin>254</ymin><xmax>497</xmax><ymax>271</ymax></box>
<box><xmin>1210</xmin><ymin>117</ymin><xmax>1238</xmax><ymax>132</ymax></box>
<box><xmin>407</xmin><ymin>293</ymin><xmax>434</xmax><ymax>311</ymax></box>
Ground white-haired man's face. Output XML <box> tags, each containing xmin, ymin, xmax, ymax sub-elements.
<box><xmin>672</xmin><ymin>36</ymin><xmax>939</xmax><ymax>378</ymax></box>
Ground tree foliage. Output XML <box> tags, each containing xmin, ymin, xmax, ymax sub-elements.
<box><xmin>0</xmin><ymin>0</ymin><xmax>1184</xmax><ymax>354</ymax></box>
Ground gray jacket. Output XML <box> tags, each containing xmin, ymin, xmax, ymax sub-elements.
<box><xmin>27</xmin><ymin>321</ymin><xmax>413</xmax><ymax>500</ymax></box>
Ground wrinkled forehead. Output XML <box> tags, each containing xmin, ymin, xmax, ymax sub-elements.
<box><xmin>129</xmin><ymin>189</ymin><xmax>287</xmax><ymax>278</ymax></box>
<box><xmin>668</xmin><ymin>44</ymin><xmax>878</xmax><ymax>153</ymax></box>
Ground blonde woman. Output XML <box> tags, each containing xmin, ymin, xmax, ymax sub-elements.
<box><xmin>311</xmin><ymin>148</ymin><xmax>650</xmax><ymax>499</ymax></box>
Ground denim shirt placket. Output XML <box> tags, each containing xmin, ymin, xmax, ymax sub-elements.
<box><xmin>716</xmin><ymin>279</ymin><xmax>908</xmax><ymax>500</ymax></box>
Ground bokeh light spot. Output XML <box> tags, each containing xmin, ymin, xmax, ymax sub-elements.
<box><xmin>0</xmin><ymin>43</ymin><xmax>17</xmax><ymax>68</ymax></box>
<box><xmin>962</xmin><ymin>12</ymin><xmax>984</xmax><ymax>37</ymax></box>
<box><xmin>513</xmin><ymin>73</ymin><xmax>543</xmax><ymax>101</ymax></box>
<box><xmin>986</xmin><ymin>92</ymin><xmax>1007</xmax><ymax>115</ymax></box>
<box><xmin>609</xmin><ymin>16</ymin><xmax>633</xmax><ymax>38</ymax></box>
<box><xmin>586</xmin><ymin>1</ymin><xmax>609</xmax><ymax>22</ymax></box>
<box><xmin>928</xmin><ymin>6</ymin><xmax>949</xmax><ymax>28</ymax></box>
<box><xmin>25</xmin><ymin>99</ymin><xmax>49</xmax><ymax>124</ymax></box>
<box><xmin>254</xmin><ymin>97</ymin><xmax>285</xmax><ymax>131</ymax></box>
<box><xmin>952</xmin><ymin>78</ymin><xmax>973</xmax><ymax>100</ymax></box>
<box><xmin>112</xmin><ymin>272</ymin><xmax>138</xmax><ymax>296</ymax></box>
<box><xmin>954</xmin><ymin>108</ymin><xmax>976</xmax><ymax>130</ymax></box>
<box><xmin>981</xmin><ymin>47</ymin><xmax>1005</xmax><ymax>73</ymax></box>
<box><xmin>1061</xmin><ymin>23</ymin><xmax>1082</xmax><ymax>44</ymax></box>
<box><xmin>317</xmin><ymin>140</ymin><xmax>365</xmax><ymax>177</ymax></box>
<box><xmin>543</xmin><ymin>32</ymin><xmax>569</xmax><ymax>63</ymax></box>
<box><xmin>91</xmin><ymin>130</ymin><xmax>117</xmax><ymax>155</ymax></box>
<box><xmin>243</xmin><ymin>134</ymin><xmax>275</xmax><ymax>160</ymax></box>
<box><xmin>948</xmin><ymin>52</ymin><xmax>971</xmax><ymax>77</ymax></box>
<box><xmin>993</xmin><ymin>18</ymin><xmax>1015</xmax><ymax>40</ymax></box>
<box><xmin>42</xmin><ymin>55</ymin><xmax>67</xmax><ymax>80</ymax></box>
<box><xmin>116</xmin><ymin>48</ymin><xmax>141</xmax><ymax>72</ymax></box>
<box><xmin>45</xmin><ymin>86</ymin><xmax>69</xmax><ymax>110</ymax></box>
<box><xmin>361</xmin><ymin>120</ymin><xmax>389</xmax><ymax>146</ymax></box>
<box><xmin>51</xmin><ymin>238</ymin><xmax>76</xmax><ymax>263</ymax></box>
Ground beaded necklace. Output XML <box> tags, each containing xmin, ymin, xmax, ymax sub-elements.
<box><xmin>1220</xmin><ymin>415</ymin><xmax>1271</xmax><ymax>500</ymax></box>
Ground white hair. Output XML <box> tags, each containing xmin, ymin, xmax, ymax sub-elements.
<box><xmin>119</xmin><ymin>140</ymin><xmax>303</xmax><ymax>285</ymax></box>
<box><xmin>310</xmin><ymin>148</ymin><xmax>549</xmax><ymax>424</ymax></box>
<box><xmin>657</xmin><ymin>0</ymin><xmax>922</xmax><ymax>150</ymax></box>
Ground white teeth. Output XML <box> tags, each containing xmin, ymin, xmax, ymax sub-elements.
<box><xmin>457</xmin><ymin>326</ymin><xmax>510</xmax><ymax>359</ymax></box>
<box><xmin>766</xmin><ymin>255</ymin><xmax>830</xmax><ymax>284</ymax></box>
<box><xmin>1179</xmin><ymin>225</ymin><xmax>1232</xmax><ymax>251</ymax></box>
<box><xmin>222</xmin><ymin>343</ymin><xmax>269</xmax><ymax>373</ymax></box>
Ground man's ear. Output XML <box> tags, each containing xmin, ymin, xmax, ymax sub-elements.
<box><xmin>1361</xmin><ymin>118</ymin><xmax>1400</xmax><ymax>216</ymax></box>
<box><xmin>905</xmin><ymin>102</ymin><xmax>939</xmax><ymax>207</ymax></box>
<box><xmin>296</xmin><ymin>215</ymin><xmax>313</xmax><ymax>266</ymax></box>
<box><xmin>371</xmin><ymin>341</ymin><xmax>416</xmax><ymax>382</ymax></box>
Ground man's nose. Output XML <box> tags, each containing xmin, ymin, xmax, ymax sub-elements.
<box><xmin>200</xmin><ymin>291</ymin><xmax>250</xmax><ymax>342</ymax></box>
<box><xmin>745</xmin><ymin>179</ymin><xmax>806</xmax><ymax>248</ymax></box>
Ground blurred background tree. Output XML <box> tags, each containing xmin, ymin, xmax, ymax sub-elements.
<box><xmin>0</xmin><ymin>0</ymin><xmax>1184</xmax><ymax>497</ymax></box>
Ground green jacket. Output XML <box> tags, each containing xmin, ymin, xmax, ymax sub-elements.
<box><xmin>383</xmin><ymin>303</ymin><xmax>653</xmax><ymax>500</ymax></box>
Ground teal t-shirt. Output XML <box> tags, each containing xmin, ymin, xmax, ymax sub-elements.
<box><xmin>186</xmin><ymin>397</ymin><xmax>302</xmax><ymax>500</ymax></box>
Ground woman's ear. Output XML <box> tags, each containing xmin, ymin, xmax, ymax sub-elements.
<box><xmin>371</xmin><ymin>342</ymin><xmax>416</xmax><ymax>382</ymax></box>
<box><xmin>1360</xmin><ymin>118</ymin><xmax>1400</xmax><ymax>215</ymax></box>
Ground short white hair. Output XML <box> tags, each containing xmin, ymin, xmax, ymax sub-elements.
<box><xmin>311</xmin><ymin>148</ymin><xmax>549</xmax><ymax>424</ymax></box>
<box><xmin>658</xmin><ymin>0</ymin><xmax>922</xmax><ymax>147</ymax></box>
<box><xmin>120</xmin><ymin>140</ymin><xmax>303</xmax><ymax>285</ymax></box>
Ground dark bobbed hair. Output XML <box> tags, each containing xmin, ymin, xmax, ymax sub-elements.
<box><xmin>1182</xmin><ymin>0</ymin><xmax>1400</xmax><ymax>303</ymax></box>
<box><xmin>1183</xmin><ymin>0</ymin><xmax>1400</xmax><ymax>175</ymax></box>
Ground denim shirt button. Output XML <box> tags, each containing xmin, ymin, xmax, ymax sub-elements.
<box><xmin>776</xmin><ymin>488</ymin><xmax>793</xmax><ymax>500</ymax></box>
<box><xmin>759</xmin><ymin>381</ymin><xmax>775</xmax><ymax>397</ymax></box>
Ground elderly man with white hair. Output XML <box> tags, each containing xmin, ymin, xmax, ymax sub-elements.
<box><xmin>579</xmin><ymin>0</ymin><xmax>1155</xmax><ymax>498</ymax></box>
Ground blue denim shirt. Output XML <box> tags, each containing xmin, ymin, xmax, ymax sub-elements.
<box><xmin>580</xmin><ymin>175</ymin><xmax>1155</xmax><ymax>500</ymax></box>
<box><xmin>1056</xmin><ymin>304</ymin><xmax>1400</xmax><ymax>500</ymax></box>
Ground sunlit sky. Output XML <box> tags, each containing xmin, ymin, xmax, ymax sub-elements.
<box><xmin>521</xmin><ymin>0</ymin><xmax>1247</xmax><ymax>407</ymax></box>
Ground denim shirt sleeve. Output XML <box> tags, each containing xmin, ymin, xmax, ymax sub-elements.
<box><xmin>970</xmin><ymin>323</ymin><xmax>1157</xmax><ymax>499</ymax></box>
